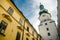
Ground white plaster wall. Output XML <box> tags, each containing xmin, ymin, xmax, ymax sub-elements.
<box><xmin>39</xmin><ymin>20</ymin><xmax>58</xmax><ymax>40</ymax></box>
<box><xmin>39</xmin><ymin>13</ymin><xmax>51</xmax><ymax>21</ymax></box>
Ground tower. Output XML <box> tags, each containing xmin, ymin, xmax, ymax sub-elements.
<box><xmin>38</xmin><ymin>4</ymin><xmax>58</xmax><ymax>40</ymax></box>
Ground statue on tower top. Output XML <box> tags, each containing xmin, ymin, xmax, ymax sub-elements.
<box><xmin>39</xmin><ymin>3</ymin><xmax>48</xmax><ymax>15</ymax></box>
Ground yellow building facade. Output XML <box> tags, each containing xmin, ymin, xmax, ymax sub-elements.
<box><xmin>0</xmin><ymin>0</ymin><xmax>41</xmax><ymax>40</ymax></box>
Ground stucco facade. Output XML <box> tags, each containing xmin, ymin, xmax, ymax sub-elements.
<box><xmin>0</xmin><ymin>0</ymin><xmax>41</xmax><ymax>40</ymax></box>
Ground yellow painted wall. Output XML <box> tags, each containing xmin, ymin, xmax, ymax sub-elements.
<box><xmin>0</xmin><ymin>6</ymin><xmax>23</xmax><ymax>40</ymax></box>
<box><xmin>0</xmin><ymin>0</ymin><xmax>23</xmax><ymax>40</ymax></box>
<box><xmin>25</xmin><ymin>20</ymin><xmax>38</xmax><ymax>40</ymax></box>
<box><xmin>0</xmin><ymin>0</ymin><xmax>41</xmax><ymax>40</ymax></box>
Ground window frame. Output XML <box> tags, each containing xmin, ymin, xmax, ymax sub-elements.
<box><xmin>48</xmin><ymin>33</ymin><xmax>51</xmax><ymax>36</ymax></box>
<box><xmin>46</xmin><ymin>28</ymin><xmax>49</xmax><ymax>31</ymax></box>
<box><xmin>32</xmin><ymin>31</ymin><xmax>34</xmax><ymax>36</ymax></box>
<box><xmin>0</xmin><ymin>20</ymin><xmax>8</xmax><ymax>34</ymax></box>
<box><xmin>16</xmin><ymin>32</ymin><xmax>21</xmax><ymax>40</ymax></box>
<box><xmin>19</xmin><ymin>18</ymin><xmax>24</xmax><ymax>25</ymax></box>
<box><xmin>27</xmin><ymin>27</ymin><xmax>29</xmax><ymax>32</ymax></box>
<box><xmin>8</xmin><ymin>7</ymin><xmax>14</xmax><ymax>15</ymax></box>
<box><xmin>45</xmin><ymin>23</ymin><xmax>47</xmax><ymax>25</ymax></box>
<box><xmin>26</xmin><ymin>38</ymin><xmax>29</xmax><ymax>40</ymax></box>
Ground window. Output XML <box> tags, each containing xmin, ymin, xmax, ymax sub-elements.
<box><xmin>43</xmin><ymin>15</ymin><xmax>45</xmax><ymax>17</ymax></box>
<box><xmin>46</xmin><ymin>28</ymin><xmax>49</xmax><ymax>31</ymax></box>
<box><xmin>16</xmin><ymin>32</ymin><xmax>21</xmax><ymax>40</ymax></box>
<box><xmin>27</xmin><ymin>27</ymin><xmax>29</xmax><ymax>32</ymax></box>
<box><xmin>26</xmin><ymin>38</ymin><xmax>29</xmax><ymax>40</ymax></box>
<box><xmin>45</xmin><ymin>23</ymin><xmax>47</xmax><ymax>25</ymax></box>
<box><xmin>32</xmin><ymin>31</ymin><xmax>34</xmax><ymax>36</ymax></box>
<box><xmin>0</xmin><ymin>20</ymin><xmax>8</xmax><ymax>33</ymax></box>
<box><xmin>48</xmin><ymin>33</ymin><xmax>51</xmax><ymax>36</ymax></box>
<box><xmin>8</xmin><ymin>7</ymin><xmax>14</xmax><ymax>15</ymax></box>
<box><xmin>20</xmin><ymin>18</ymin><xmax>24</xmax><ymax>25</ymax></box>
<box><xmin>32</xmin><ymin>38</ymin><xmax>34</xmax><ymax>40</ymax></box>
<box><xmin>37</xmin><ymin>39</ymin><xmax>38</xmax><ymax>40</ymax></box>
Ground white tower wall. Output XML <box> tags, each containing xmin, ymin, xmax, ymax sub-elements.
<box><xmin>39</xmin><ymin>20</ymin><xmax>58</xmax><ymax>40</ymax></box>
<box><xmin>39</xmin><ymin>13</ymin><xmax>51</xmax><ymax>21</ymax></box>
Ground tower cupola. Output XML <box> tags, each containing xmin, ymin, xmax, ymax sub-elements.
<box><xmin>39</xmin><ymin>3</ymin><xmax>48</xmax><ymax>15</ymax></box>
<box><xmin>39</xmin><ymin>3</ymin><xmax>51</xmax><ymax>21</ymax></box>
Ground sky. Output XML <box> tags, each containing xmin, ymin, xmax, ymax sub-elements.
<box><xmin>12</xmin><ymin>0</ymin><xmax>57</xmax><ymax>33</ymax></box>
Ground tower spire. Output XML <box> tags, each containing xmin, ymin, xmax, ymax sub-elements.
<box><xmin>39</xmin><ymin>3</ymin><xmax>48</xmax><ymax>15</ymax></box>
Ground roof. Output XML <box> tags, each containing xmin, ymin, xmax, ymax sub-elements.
<box><xmin>39</xmin><ymin>10</ymin><xmax>48</xmax><ymax>15</ymax></box>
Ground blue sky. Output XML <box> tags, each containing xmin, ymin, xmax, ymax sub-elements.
<box><xmin>12</xmin><ymin>0</ymin><xmax>57</xmax><ymax>33</ymax></box>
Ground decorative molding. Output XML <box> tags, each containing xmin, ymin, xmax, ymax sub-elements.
<box><xmin>2</xmin><ymin>14</ymin><xmax>12</xmax><ymax>22</ymax></box>
<box><xmin>26</xmin><ymin>33</ymin><xmax>30</xmax><ymax>37</ymax></box>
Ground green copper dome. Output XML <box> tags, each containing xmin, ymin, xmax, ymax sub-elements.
<box><xmin>39</xmin><ymin>3</ymin><xmax>48</xmax><ymax>15</ymax></box>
